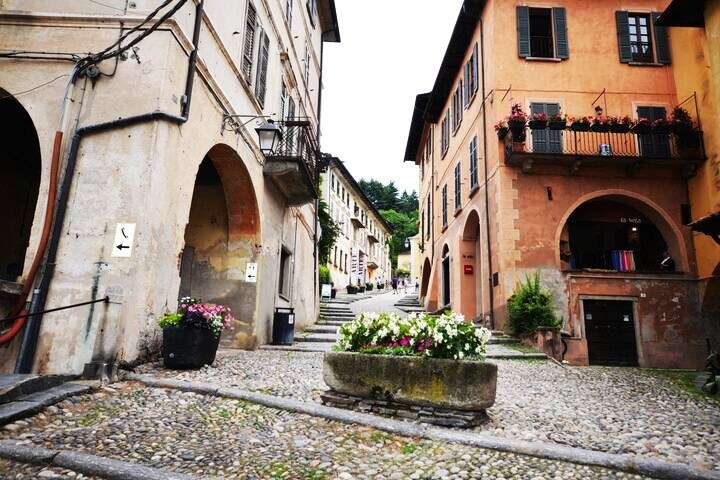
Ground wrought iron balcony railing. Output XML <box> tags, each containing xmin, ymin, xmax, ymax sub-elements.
<box><xmin>268</xmin><ymin>119</ymin><xmax>319</xmax><ymax>178</ymax></box>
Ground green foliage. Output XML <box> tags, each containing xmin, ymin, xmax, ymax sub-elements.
<box><xmin>395</xmin><ymin>267</ymin><xmax>410</xmax><ymax>278</ymax></box>
<box><xmin>507</xmin><ymin>273</ymin><xmax>561</xmax><ymax>338</ymax></box>
<box><xmin>401</xmin><ymin>443</ymin><xmax>418</xmax><ymax>454</ymax></box>
<box><xmin>335</xmin><ymin>311</ymin><xmax>492</xmax><ymax>360</ymax></box>
<box><xmin>319</xmin><ymin>264</ymin><xmax>331</xmax><ymax>285</ymax></box>
<box><xmin>702</xmin><ymin>351</ymin><xmax>719</xmax><ymax>395</ymax></box>
<box><xmin>380</xmin><ymin>209</ymin><xmax>418</xmax><ymax>268</ymax></box>
<box><xmin>318</xmin><ymin>196</ymin><xmax>340</xmax><ymax>265</ymax></box>
<box><xmin>158</xmin><ymin>312</ymin><xmax>182</xmax><ymax>329</ymax></box>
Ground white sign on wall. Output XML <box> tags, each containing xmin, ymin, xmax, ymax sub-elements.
<box><xmin>245</xmin><ymin>263</ymin><xmax>258</xmax><ymax>283</ymax></box>
<box><xmin>112</xmin><ymin>223</ymin><xmax>135</xmax><ymax>258</ymax></box>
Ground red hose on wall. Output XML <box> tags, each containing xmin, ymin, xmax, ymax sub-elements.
<box><xmin>0</xmin><ymin>131</ymin><xmax>62</xmax><ymax>345</ymax></box>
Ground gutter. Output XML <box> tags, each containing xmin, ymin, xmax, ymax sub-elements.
<box><xmin>479</xmin><ymin>17</ymin><xmax>494</xmax><ymax>329</ymax></box>
<box><xmin>15</xmin><ymin>0</ymin><xmax>205</xmax><ymax>374</ymax></box>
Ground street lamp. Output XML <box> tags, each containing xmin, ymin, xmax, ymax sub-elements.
<box><xmin>405</xmin><ymin>238</ymin><xmax>411</xmax><ymax>250</ymax></box>
<box><xmin>255</xmin><ymin>119</ymin><xmax>283</xmax><ymax>155</ymax></box>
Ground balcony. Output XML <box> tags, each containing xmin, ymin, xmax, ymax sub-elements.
<box><xmin>504</xmin><ymin>127</ymin><xmax>705</xmax><ymax>178</ymax></box>
<box><xmin>367</xmin><ymin>231</ymin><xmax>379</xmax><ymax>243</ymax></box>
<box><xmin>350</xmin><ymin>207</ymin><xmax>365</xmax><ymax>228</ymax></box>
<box><xmin>262</xmin><ymin>119</ymin><xmax>320</xmax><ymax>206</ymax></box>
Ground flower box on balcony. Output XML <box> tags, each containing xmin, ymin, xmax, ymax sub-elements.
<box><xmin>508</xmin><ymin>120</ymin><xmax>526</xmax><ymax>134</ymax></box>
<box><xmin>591</xmin><ymin>123</ymin><xmax>610</xmax><ymax>133</ymax></box>
<box><xmin>570</xmin><ymin>122</ymin><xmax>590</xmax><ymax>132</ymax></box>
<box><xmin>496</xmin><ymin>126</ymin><xmax>509</xmax><ymax>140</ymax></box>
<box><xmin>610</xmin><ymin>124</ymin><xmax>631</xmax><ymax>134</ymax></box>
<box><xmin>631</xmin><ymin>124</ymin><xmax>652</xmax><ymax>135</ymax></box>
<box><xmin>549</xmin><ymin>121</ymin><xmax>567</xmax><ymax>130</ymax></box>
<box><xmin>528</xmin><ymin>120</ymin><xmax>547</xmax><ymax>130</ymax></box>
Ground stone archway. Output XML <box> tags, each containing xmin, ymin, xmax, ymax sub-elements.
<box><xmin>0</xmin><ymin>89</ymin><xmax>41</xmax><ymax>286</ymax></box>
<box><xmin>180</xmin><ymin>144</ymin><xmax>261</xmax><ymax>349</ymax></box>
<box><xmin>460</xmin><ymin>210</ymin><xmax>481</xmax><ymax>321</ymax></box>
<box><xmin>441</xmin><ymin>244</ymin><xmax>451</xmax><ymax>308</ymax></box>
<box><xmin>420</xmin><ymin>257</ymin><xmax>431</xmax><ymax>298</ymax></box>
<box><xmin>554</xmin><ymin>190</ymin><xmax>688</xmax><ymax>272</ymax></box>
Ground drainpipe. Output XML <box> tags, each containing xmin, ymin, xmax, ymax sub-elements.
<box><xmin>15</xmin><ymin>0</ymin><xmax>205</xmax><ymax>373</ymax></box>
<box><xmin>479</xmin><ymin>17</ymin><xmax>495</xmax><ymax>330</ymax></box>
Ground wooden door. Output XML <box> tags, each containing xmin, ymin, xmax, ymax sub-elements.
<box><xmin>583</xmin><ymin>299</ymin><xmax>638</xmax><ymax>366</ymax></box>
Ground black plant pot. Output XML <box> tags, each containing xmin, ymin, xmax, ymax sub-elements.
<box><xmin>496</xmin><ymin>127</ymin><xmax>509</xmax><ymax>140</ymax></box>
<box><xmin>549</xmin><ymin>121</ymin><xmax>567</xmax><ymax>131</ymax></box>
<box><xmin>590</xmin><ymin>124</ymin><xmax>610</xmax><ymax>133</ymax></box>
<box><xmin>631</xmin><ymin>124</ymin><xmax>652</xmax><ymax>135</ymax></box>
<box><xmin>163</xmin><ymin>324</ymin><xmax>219</xmax><ymax>370</ymax></box>
<box><xmin>528</xmin><ymin>120</ymin><xmax>547</xmax><ymax>130</ymax></box>
<box><xmin>347</xmin><ymin>286</ymin><xmax>357</xmax><ymax>294</ymax></box>
<box><xmin>571</xmin><ymin>122</ymin><xmax>590</xmax><ymax>132</ymax></box>
<box><xmin>653</xmin><ymin>124</ymin><xmax>673</xmax><ymax>134</ymax></box>
<box><xmin>671</xmin><ymin>123</ymin><xmax>693</xmax><ymax>135</ymax></box>
<box><xmin>610</xmin><ymin>124</ymin><xmax>630</xmax><ymax>134</ymax></box>
<box><xmin>330</xmin><ymin>289</ymin><xmax>337</xmax><ymax>299</ymax></box>
<box><xmin>508</xmin><ymin>120</ymin><xmax>526</xmax><ymax>135</ymax></box>
<box><xmin>357</xmin><ymin>286</ymin><xmax>365</xmax><ymax>293</ymax></box>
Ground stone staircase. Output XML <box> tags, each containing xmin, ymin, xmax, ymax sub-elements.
<box><xmin>0</xmin><ymin>374</ymin><xmax>92</xmax><ymax>425</ymax></box>
<box><xmin>393</xmin><ymin>294</ymin><xmax>425</xmax><ymax>314</ymax></box>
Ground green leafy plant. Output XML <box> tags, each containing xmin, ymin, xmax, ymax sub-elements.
<box><xmin>158</xmin><ymin>312</ymin><xmax>183</xmax><ymax>329</ymax></box>
<box><xmin>319</xmin><ymin>264</ymin><xmax>331</xmax><ymax>285</ymax></box>
<box><xmin>335</xmin><ymin>311</ymin><xmax>492</xmax><ymax>360</ymax></box>
<box><xmin>507</xmin><ymin>273</ymin><xmax>561</xmax><ymax>338</ymax></box>
<box><xmin>702</xmin><ymin>351</ymin><xmax>719</xmax><ymax>395</ymax></box>
<box><xmin>158</xmin><ymin>297</ymin><xmax>234</xmax><ymax>338</ymax></box>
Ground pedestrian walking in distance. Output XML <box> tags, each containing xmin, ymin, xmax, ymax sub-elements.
<box><xmin>391</xmin><ymin>276</ymin><xmax>398</xmax><ymax>294</ymax></box>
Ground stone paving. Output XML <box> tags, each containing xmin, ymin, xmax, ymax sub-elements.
<box><xmin>0</xmin><ymin>459</ymin><xmax>99</xmax><ymax>479</ymax></box>
<box><xmin>0</xmin><ymin>383</ymin><xmax>658</xmax><ymax>480</ymax></box>
<box><xmin>135</xmin><ymin>349</ymin><xmax>720</xmax><ymax>472</ymax></box>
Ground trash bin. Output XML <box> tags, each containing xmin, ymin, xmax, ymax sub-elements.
<box><xmin>272</xmin><ymin>307</ymin><xmax>295</xmax><ymax>345</ymax></box>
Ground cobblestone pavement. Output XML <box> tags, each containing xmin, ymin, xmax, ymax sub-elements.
<box><xmin>136</xmin><ymin>350</ymin><xmax>720</xmax><ymax>471</ymax></box>
<box><xmin>1</xmin><ymin>383</ymin><xmax>658</xmax><ymax>480</ymax></box>
<box><xmin>0</xmin><ymin>459</ymin><xmax>99</xmax><ymax>479</ymax></box>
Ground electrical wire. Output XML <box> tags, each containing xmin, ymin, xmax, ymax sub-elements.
<box><xmin>0</xmin><ymin>74</ymin><xmax>70</xmax><ymax>101</ymax></box>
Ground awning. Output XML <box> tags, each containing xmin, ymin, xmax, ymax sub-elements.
<box><xmin>689</xmin><ymin>210</ymin><xmax>720</xmax><ymax>245</ymax></box>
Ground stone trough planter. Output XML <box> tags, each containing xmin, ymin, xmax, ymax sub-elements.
<box><xmin>322</xmin><ymin>352</ymin><xmax>497</xmax><ymax>427</ymax></box>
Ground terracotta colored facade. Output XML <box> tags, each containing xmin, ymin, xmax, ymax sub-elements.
<box><xmin>406</xmin><ymin>0</ymin><xmax>718</xmax><ymax>368</ymax></box>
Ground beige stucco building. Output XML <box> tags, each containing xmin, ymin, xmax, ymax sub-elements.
<box><xmin>322</xmin><ymin>157</ymin><xmax>392</xmax><ymax>290</ymax></box>
<box><xmin>0</xmin><ymin>0</ymin><xmax>339</xmax><ymax>374</ymax></box>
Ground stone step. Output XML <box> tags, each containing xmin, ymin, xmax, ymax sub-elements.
<box><xmin>319</xmin><ymin>314</ymin><xmax>355</xmax><ymax>320</ymax></box>
<box><xmin>305</xmin><ymin>325</ymin><xmax>339</xmax><ymax>334</ymax></box>
<box><xmin>294</xmin><ymin>333</ymin><xmax>338</xmax><ymax>343</ymax></box>
<box><xmin>319</xmin><ymin>307</ymin><xmax>354</xmax><ymax>312</ymax></box>
<box><xmin>0</xmin><ymin>374</ymin><xmax>75</xmax><ymax>405</ymax></box>
<box><xmin>317</xmin><ymin>321</ymin><xmax>350</xmax><ymax>327</ymax></box>
<box><xmin>0</xmin><ymin>382</ymin><xmax>92</xmax><ymax>425</ymax></box>
<box><xmin>260</xmin><ymin>343</ymin><xmax>332</xmax><ymax>353</ymax></box>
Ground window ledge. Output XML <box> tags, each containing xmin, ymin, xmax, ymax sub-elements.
<box><xmin>525</xmin><ymin>56</ymin><xmax>563</xmax><ymax>62</ymax></box>
<box><xmin>441</xmin><ymin>224</ymin><xmax>448</xmax><ymax>233</ymax></box>
<box><xmin>464</xmin><ymin>93</ymin><xmax>477</xmax><ymax>110</ymax></box>
<box><xmin>453</xmin><ymin>207</ymin><xmax>463</xmax><ymax>217</ymax></box>
<box><xmin>278</xmin><ymin>293</ymin><xmax>290</xmax><ymax>302</ymax></box>
<box><xmin>627</xmin><ymin>62</ymin><xmax>666</xmax><ymax>67</ymax></box>
<box><xmin>468</xmin><ymin>184</ymin><xmax>480</xmax><ymax>199</ymax></box>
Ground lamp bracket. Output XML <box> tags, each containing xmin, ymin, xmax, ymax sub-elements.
<box><xmin>221</xmin><ymin>113</ymin><xmax>276</xmax><ymax>135</ymax></box>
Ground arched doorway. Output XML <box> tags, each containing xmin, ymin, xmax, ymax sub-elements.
<box><xmin>420</xmin><ymin>257</ymin><xmax>431</xmax><ymax>298</ymax></box>
<box><xmin>460</xmin><ymin>211</ymin><xmax>481</xmax><ymax>321</ymax></box>
<box><xmin>180</xmin><ymin>144</ymin><xmax>260</xmax><ymax>348</ymax></box>
<box><xmin>441</xmin><ymin>245</ymin><xmax>450</xmax><ymax>308</ymax></box>
<box><xmin>0</xmin><ymin>90</ymin><xmax>41</xmax><ymax>285</ymax></box>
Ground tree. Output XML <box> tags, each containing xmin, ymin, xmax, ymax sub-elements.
<box><xmin>318</xmin><ymin>197</ymin><xmax>340</xmax><ymax>265</ymax></box>
<box><xmin>380</xmin><ymin>209</ymin><xmax>418</xmax><ymax>269</ymax></box>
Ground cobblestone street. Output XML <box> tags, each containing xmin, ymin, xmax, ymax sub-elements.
<box><xmin>1</xmin><ymin>382</ymin><xmax>659</xmax><ymax>480</ymax></box>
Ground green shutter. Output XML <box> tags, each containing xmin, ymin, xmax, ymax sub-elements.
<box><xmin>616</xmin><ymin>11</ymin><xmax>632</xmax><ymax>63</ymax></box>
<box><xmin>472</xmin><ymin>43</ymin><xmax>479</xmax><ymax>94</ymax></box>
<box><xmin>652</xmin><ymin>12</ymin><xmax>671</xmax><ymax>64</ymax></box>
<box><xmin>553</xmin><ymin>8</ymin><xmax>569</xmax><ymax>59</ymax></box>
<box><xmin>517</xmin><ymin>6</ymin><xmax>530</xmax><ymax>58</ymax></box>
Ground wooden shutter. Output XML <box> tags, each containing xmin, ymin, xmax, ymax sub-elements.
<box><xmin>472</xmin><ymin>44</ymin><xmax>479</xmax><ymax>95</ymax></box>
<box><xmin>517</xmin><ymin>6</ymin><xmax>530</xmax><ymax>58</ymax></box>
<box><xmin>463</xmin><ymin>63</ymin><xmax>470</xmax><ymax>107</ymax></box>
<box><xmin>616</xmin><ymin>11</ymin><xmax>632</xmax><ymax>63</ymax></box>
<box><xmin>242</xmin><ymin>2</ymin><xmax>257</xmax><ymax>79</ymax></box>
<box><xmin>553</xmin><ymin>8</ymin><xmax>569</xmax><ymax>59</ymax></box>
<box><xmin>652</xmin><ymin>12</ymin><xmax>671</xmax><ymax>64</ymax></box>
<box><xmin>255</xmin><ymin>30</ymin><xmax>270</xmax><ymax>105</ymax></box>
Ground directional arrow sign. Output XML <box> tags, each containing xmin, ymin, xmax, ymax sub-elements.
<box><xmin>112</xmin><ymin>223</ymin><xmax>135</xmax><ymax>258</ymax></box>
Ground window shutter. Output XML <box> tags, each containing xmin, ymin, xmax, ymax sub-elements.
<box><xmin>255</xmin><ymin>30</ymin><xmax>270</xmax><ymax>105</ymax></box>
<box><xmin>652</xmin><ymin>12</ymin><xmax>671</xmax><ymax>64</ymax></box>
<box><xmin>615</xmin><ymin>11</ymin><xmax>632</xmax><ymax>63</ymax></box>
<box><xmin>553</xmin><ymin>8</ymin><xmax>569</xmax><ymax>59</ymax></box>
<box><xmin>463</xmin><ymin>63</ymin><xmax>470</xmax><ymax>107</ymax></box>
<box><xmin>242</xmin><ymin>2</ymin><xmax>257</xmax><ymax>79</ymax></box>
<box><xmin>472</xmin><ymin>44</ymin><xmax>479</xmax><ymax>95</ymax></box>
<box><xmin>517</xmin><ymin>6</ymin><xmax>530</xmax><ymax>58</ymax></box>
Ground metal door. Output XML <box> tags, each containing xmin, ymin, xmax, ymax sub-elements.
<box><xmin>583</xmin><ymin>299</ymin><xmax>638</xmax><ymax>366</ymax></box>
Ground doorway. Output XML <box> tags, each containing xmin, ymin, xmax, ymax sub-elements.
<box><xmin>583</xmin><ymin>299</ymin><xmax>638</xmax><ymax>366</ymax></box>
<box><xmin>441</xmin><ymin>245</ymin><xmax>450</xmax><ymax>307</ymax></box>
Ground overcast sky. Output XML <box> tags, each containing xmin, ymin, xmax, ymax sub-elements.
<box><xmin>320</xmin><ymin>0</ymin><xmax>463</xmax><ymax>195</ymax></box>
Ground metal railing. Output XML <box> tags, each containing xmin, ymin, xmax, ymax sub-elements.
<box><xmin>268</xmin><ymin>119</ymin><xmax>320</xmax><ymax>181</ymax></box>
<box><xmin>505</xmin><ymin>127</ymin><xmax>705</xmax><ymax>160</ymax></box>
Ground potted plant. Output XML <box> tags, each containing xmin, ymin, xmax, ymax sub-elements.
<box><xmin>330</xmin><ymin>287</ymin><xmax>337</xmax><ymax>299</ymax></box>
<box><xmin>670</xmin><ymin>106</ymin><xmax>694</xmax><ymax>134</ymax></box>
<box><xmin>357</xmin><ymin>284</ymin><xmax>366</xmax><ymax>293</ymax></box>
<box><xmin>507</xmin><ymin>273</ymin><xmax>561</xmax><ymax>339</ymax></box>
<box><xmin>159</xmin><ymin>297</ymin><xmax>234</xmax><ymax>369</ymax></box>
<box><xmin>590</xmin><ymin>115</ymin><xmax>611</xmax><ymax>133</ymax></box>
<box><xmin>507</xmin><ymin>103</ymin><xmax>528</xmax><ymax>135</ymax></box>
<box><xmin>346</xmin><ymin>284</ymin><xmax>357</xmax><ymax>294</ymax></box>
<box><xmin>548</xmin><ymin>112</ymin><xmax>567</xmax><ymax>130</ymax></box>
<box><xmin>324</xmin><ymin>311</ymin><xmax>496</xmax><ymax>427</ymax></box>
<box><xmin>608</xmin><ymin>115</ymin><xmax>632</xmax><ymax>133</ymax></box>
<box><xmin>494</xmin><ymin>119</ymin><xmax>509</xmax><ymax>140</ymax></box>
<box><xmin>631</xmin><ymin>117</ymin><xmax>653</xmax><ymax>135</ymax></box>
<box><xmin>652</xmin><ymin>117</ymin><xmax>673</xmax><ymax>134</ymax></box>
<box><xmin>569</xmin><ymin>115</ymin><xmax>592</xmax><ymax>132</ymax></box>
<box><xmin>365</xmin><ymin>282</ymin><xmax>373</xmax><ymax>291</ymax></box>
<box><xmin>528</xmin><ymin>112</ymin><xmax>548</xmax><ymax>130</ymax></box>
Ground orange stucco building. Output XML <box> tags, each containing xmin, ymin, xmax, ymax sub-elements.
<box><xmin>405</xmin><ymin>0</ymin><xmax>718</xmax><ymax>368</ymax></box>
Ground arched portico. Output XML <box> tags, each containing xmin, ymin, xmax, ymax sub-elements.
<box><xmin>180</xmin><ymin>144</ymin><xmax>261</xmax><ymax>348</ymax></box>
<box><xmin>459</xmin><ymin>210</ymin><xmax>481</xmax><ymax>320</ymax></box>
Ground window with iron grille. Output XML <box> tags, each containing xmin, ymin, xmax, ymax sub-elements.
<box><xmin>254</xmin><ymin>29</ymin><xmax>270</xmax><ymax>105</ymax></box>
<box><xmin>441</xmin><ymin>112</ymin><xmax>450</xmax><ymax>156</ymax></box>
<box><xmin>454</xmin><ymin>163</ymin><xmax>461</xmax><ymax>211</ymax></box>
<box><xmin>442</xmin><ymin>184</ymin><xmax>448</xmax><ymax>227</ymax></box>
<box><xmin>469</xmin><ymin>136</ymin><xmax>478</xmax><ymax>189</ymax></box>
<box><xmin>285</xmin><ymin>0</ymin><xmax>293</xmax><ymax>27</ymax></box>
<box><xmin>242</xmin><ymin>2</ymin><xmax>258</xmax><ymax>80</ymax></box>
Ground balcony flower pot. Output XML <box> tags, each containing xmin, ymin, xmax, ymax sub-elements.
<box><xmin>671</xmin><ymin>122</ymin><xmax>693</xmax><ymax>135</ymax></box>
<box><xmin>590</xmin><ymin>123</ymin><xmax>610</xmax><ymax>133</ymax></box>
<box><xmin>496</xmin><ymin>126</ymin><xmax>509</xmax><ymax>140</ymax></box>
<box><xmin>631</xmin><ymin>124</ymin><xmax>652</xmax><ymax>135</ymax></box>
<box><xmin>330</xmin><ymin>288</ymin><xmax>337</xmax><ymax>299</ymax></box>
<box><xmin>570</xmin><ymin>122</ymin><xmax>590</xmax><ymax>132</ymax></box>
<box><xmin>508</xmin><ymin>120</ymin><xmax>526</xmax><ymax>135</ymax></box>
<box><xmin>548</xmin><ymin>120</ymin><xmax>567</xmax><ymax>131</ymax></box>
<box><xmin>346</xmin><ymin>285</ymin><xmax>357</xmax><ymax>294</ymax></box>
<box><xmin>652</xmin><ymin>124</ymin><xmax>673</xmax><ymax>134</ymax></box>
<box><xmin>357</xmin><ymin>286</ymin><xmax>366</xmax><ymax>293</ymax></box>
<box><xmin>162</xmin><ymin>324</ymin><xmax>220</xmax><ymax>369</ymax></box>
<box><xmin>610</xmin><ymin>124</ymin><xmax>630</xmax><ymax>134</ymax></box>
<box><xmin>528</xmin><ymin>120</ymin><xmax>547</xmax><ymax>130</ymax></box>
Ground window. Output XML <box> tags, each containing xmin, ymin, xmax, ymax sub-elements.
<box><xmin>287</xmin><ymin>95</ymin><xmax>296</xmax><ymax>120</ymax></box>
<box><xmin>463</xmin><ymin>44</ymin><xmax>479</xmax><ymax>107</ymax></box>
<box><xmin>441</xmin><ymin>112</ymin><xmax>450</xmax><ymax>156</ymax></box>
<box><xmin>254</xmin><ymin>29</ymin><xmax>270</xmax><ymax>105</ymax></box>
<box><xmin>242</xmin><ymin>2</ymin><xmax>258</xmax><ymax>80</ymax></box>
<box><xmin>636</xmin><ymin>106</ymin><xmax>670</xmax><ymax>157</ymax></box>
<box><xmin>426</xmin><ymin>195</ymin><xmax>431</xmax><ymax>241</ymax></box>
<box><xmin>442</xmin><ymin>184</ymin><xmax>448</xmax><ymax>227</ymax></box>
<box><xmin>454</xmin><ymin>163</ymin><xmax>461</xmax><ymax>211</ymax></box>
<box><xmin>304</xmin><ymin>43</ymin><xmax>311</xmax><ymax>87</ymax></box>
<box><xmin>333</xmin><ymin>246</ymin><xmax>337</xmax><ymax>266</ymax></box>
<box><xmin>306</xmin><ymin>0</ymin><xmax>317</xmax><ymax>28</ymax></box>
<box><xmin>285</xmin><ymin>0</ymin><xmax>293</xmax><ymax>27</ymax></box>
<box><xmin>616</xmin><ymin>11</ymin><xmax>670</xmax><ymax>64</ymax></box>
<box><xmin>278</xmin><ymin>247</ymin><xmax>291</xmax><ymax>297</ymax></box>
<box><xmin>517</xmin><ymin>7</ymin><xmax>568</xmax><ymax>59</ymax></box>
<box><xmin>469</xmin><ymin>136</ymin><xmax>478</xmax><ymax>190</ymax></box>
<box><xmin>530</xmin><ymin>103</ymin><xmax>562</xmax><ymax>153</ymax></box>
<box><xmin>452</xmin><ymin>83</ymin><xmax>462</xmax><ymax>132</ymax></box>
<box><xmin>280</xmin><ymin>82</ymin><xmax>288</xmax><ymax>119</ymax></box>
